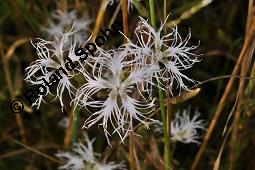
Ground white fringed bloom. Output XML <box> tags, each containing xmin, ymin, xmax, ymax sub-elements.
<box><xmin>124</xmin><ymin>16</ymin><xmax>200</xmax><ymax>96</ymax></box>
<box><xmin>73</xmin><ymin>48</ymin><xmax>155</xmax><ymax>143</ymax></box>
<box><xmin>25</xmin><ymin>30</ymin><xmax>78</xmax><ymax>109</ymax></box>
<box><xmin>56</xmin><ymin>133</ymin><xmax>126</xmax><ymax>170</ymax></box>
<box><xmin>171</xmin><ymin>108</ymin><xmax>206</xmax><ymax>144</ymax></box>
<box><xmin>41</xmin><ymin>10</ymin><xmax>91</xmax><ymax>43</ymax></box>
<box><xmin>151</xmin><ymin>108</ymin><xmax>206</xmax><ymax>144</ymax></box>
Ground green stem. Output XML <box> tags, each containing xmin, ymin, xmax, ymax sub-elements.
<box><xmin>149</xmin><ymin>0</ymin><xmax>156</xmax><ymax>28</ymax></box>
<box><xmin>158</xmin><ymin>87</ymin><xmax>171</xmax><ymax>170</ymax></box>
<box><xmin>149</xmin><ymin>0</ymin><xmax>172</xmax><ymax>169</ymax></box>
<box><xmin>71</xmin><ymin>110</ymin><xmax>80</xmax><ymax>143</ymax></box>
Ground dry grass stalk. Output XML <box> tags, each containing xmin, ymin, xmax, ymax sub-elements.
<box><xmin>192</xmin><ymin>1</ymin><xmax>255</xmax><ymax>169</ymax></box>
<box><xmin>1</xmin><ymin>38</ymin><xmax>29</xmax><ymax>144</ymax></box>
<box><xmin>228</xmin><ymin>1</ymin><xmax>255</xmax><ymax>169</ymax></box>
<box><xmin>121</xmin><ymin>0</ymin><xmax>129</xmax><ymax>41</ymax></box>
<box><xmin>92</xmin><ymin>0</ymin><xmax>107</xmax><ymax>40</ymax></box>
<box><xmin>63</xmin><ymin>105</ymin><xmax>76</xmax><ymax>148</ymax></box>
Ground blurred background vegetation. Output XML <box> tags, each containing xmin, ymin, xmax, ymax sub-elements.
<box><xmin>0</xmin><ymin>0</ymin><xmax>254</xmax><ymax>170</ymax></box>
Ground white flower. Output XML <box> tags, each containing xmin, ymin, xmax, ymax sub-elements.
<box><xmin>151</xmin><ymin>108</ymin><xmax>206</xmax><ymax>144</ymax></box>
<box><xmin>73</xmin><ymin>48</ymin><xmax>155</xmax><ymax>143</ymax></box>
<box><xmin>124</xmin><ymin>16</ymin><xmax>200</xmax><ymax>96</ymax></box>
<box><xmin>41</xmin><ymin>9</ymin><xmax>91</xmax><ymax>43</ymax></box>
<box><xmin>171</xmin><ymin>108</ymin><xmax>206</xmax><ymax>144</ymax></box>
<box><xmin>56</xmin><ymin>133</ymin><xmax>126</xmax><ymax>170</ymax></box>
<box><xmin>56</xmin><ymin>153</ymin><xmax>84</xmax><ymax>170</ymax></box>
<box><xmin>25</xmin><ymin>30</ymin><xmax>79</xmax><ymax>109</ymax></box>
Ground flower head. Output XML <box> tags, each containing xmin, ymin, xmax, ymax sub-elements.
<box><xmin>171</xmin><ymin>108</ymin><xmax>206</xmax><ymax>144</ymax></box>
<box><xmin>25</xmin><ymin>30</ymin><xmax>79</xmax><ymax>109</ymax></box>
<box><xmin>151</xmin><ymin>107</ymin><xmax>206</xmax><ymax>144</ymax></box>
<box><xmin>124</xmin><ymin>16</ymin><xmax>200</xmax><ymax>96</ymax></box>
<box><xmin>56</xmin><ymin>133</ymin><xmax>126</xmax><ymax>170</ymax></box>
<box><xmin>73</xmin><ymin>48</ymin><xmax>155</xmax><ymax>143</ymax></box>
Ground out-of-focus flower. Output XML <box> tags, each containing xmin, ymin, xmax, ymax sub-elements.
<box><xmin>151</xmin><ymin>108</ymin><xmax>206</xmax><ymax>144</ymax></box>
<box><xmin>41</xmin><ymin>10</ymin><xmax>91</xmax><ymax>43</ymax></box>
<box><xmin>171</xmin><ymin>108</ymin><xmax>206</xmax><ymax>144</ymax></box>
<box><xmin>56</xmin><ymin>133</ymin><xmax>126</xmax><ymax>170</ymax></box>
<box><xmin>73</xmin><ymin>48</ymin><xmax>155</xmax><ymax>143</ymax></box>
<box><xmin>124</xmin><ymin>16</ymin><xmax>200</xmax><ymax>96</ymax></box>
<box><xmin>151</xmin><ymin>121</ymin><xmax>163</xmax><ymax>134</ymax></box>
<box><xmin>58</xmin><ymin>117</ymin><xmax>69</xmax><ymax>128</ymax></box>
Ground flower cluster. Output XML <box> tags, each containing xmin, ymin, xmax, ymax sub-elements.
<box><xmin>25</xmin><ymin>15</ymin><xmax>200</xmax><ymax>143</ymax></box>
<box><xmin>24</xmin><ymin>21</ymin><xmax>122</xmax><ymax>110</ymax></box>
<box><xmin>56</xmin><ymin>133</ymin><xmax>126</xmax><ymax>170</ymax></box>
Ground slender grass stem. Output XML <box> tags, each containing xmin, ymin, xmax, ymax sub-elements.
<box><xmin>164</xmin><ymin>0</ymin><xmax>173</xmax><ymax>169</ymax></box>
<box><xmin>149</xmin><ymin>0</ymin><xmax>172</xmax><ymax>169</ymax></box>
<box><xmin>121</xmin><ymin>0</ymin><xmax>129</xmax><ymax>42</ymax></box>
<box><xmin>2</xmin><ymin>39</ymin><xmax>29</xmax><ymax>143</ymax></box>
<box><xmin>149</xmin><ymin>0</ymin><xmax>156</xmax><ymax>28</ymax></box>
<box><xmin>71</xmin><ymin>110</ymin><xmax>80</xmax><ymax>144</ymax></box>
<box><xmin>64</xmin><ymin>105</ymin><xmax>76</xmax><ymax>148</ymax></box>
<box><xmin>92</xmin><ymin>0</ymin><xmax>107</xmax><ymax>40</ymax></box>
<box><xmin>129</xmin><ymin>133</ymin><xmax>136</xmax><ymax>170</ymax></box>
<box><xmin>158</xmin><ymin>87</ymin><xmax>171</xmax><ymax>170</ymax></box>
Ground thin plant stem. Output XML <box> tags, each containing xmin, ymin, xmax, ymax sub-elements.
<box><xmin>121</xmin><ymin>0</ymin><xmax>129</xmax><ymax>42</ymax></box>
<box><xmin>10</xmin><ymin>137</ymin><xmax>61</xmax><ymax>163</ymax></box>
<box><xmin>164</xmin><ymin>0</ymin><xmax>167</xmax><ymax>33</ymax></box>
<box><xmin>167</xmin><ymin>0</ymin><xmax>213</xmax><ymax>28</ymax></box>
<box><xmin>149</xmin><ymin>0</ymin><xmax>156</xmax><ymax>28</ymax></box>
<box><xmin>128</xmin><ymin>87</ymin><xmax>142</xmax><ymax>170</ymax></box>
<box><xmin>158</xmin><ymin>87</ymin><xmax>171</xmax><ymax>170</ymax></box>
<box><xmin>228</xmin><ymin>7</ymin><xmax>255</xmax><ymax>169</ymax></box>
<box><xmin>149</xmin><ymin>0</ymin><xmax>171</xmax><ymax>169</ymax></box>
<box><xmin>108</xmin><ymin>3</ymin><xmax>121</xmax><ymax>27</ymax></box>
<box><xmin>71</xmin><ymin>110</ymin><xmax>80</xmax><ymax>144</ymax></box>
<box><xmin>164</xmin><ymin>0</ymin><xmax>172</xmax><ymax>168</ymax></box>
<box><xmin>2</xmin><ymin>38</ymin><xmax>29</xmax><ymax>143</ymax></box>
<box><xmin>64</xmin><ymin>105</ymin><xmax>76</xmax><ymax>148</ymax></box>
<box><xmin>92</xmin><ymin>0</ymin><xmax>107</xmax><ymax>40</ymax></box>
<box><xmin>129</xmin><ymin>133</ymin><xmax>136</xmax><ymax>170</ymax></box>
<box><xmin>191</xmin><ymin>2</ymin><xmax>255</xmax><ymax>168</ymax></box>
<box><xmin>121</xmin><ymin>1</ymin><xmax>137</xmax><ymax>169</ymax></box>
